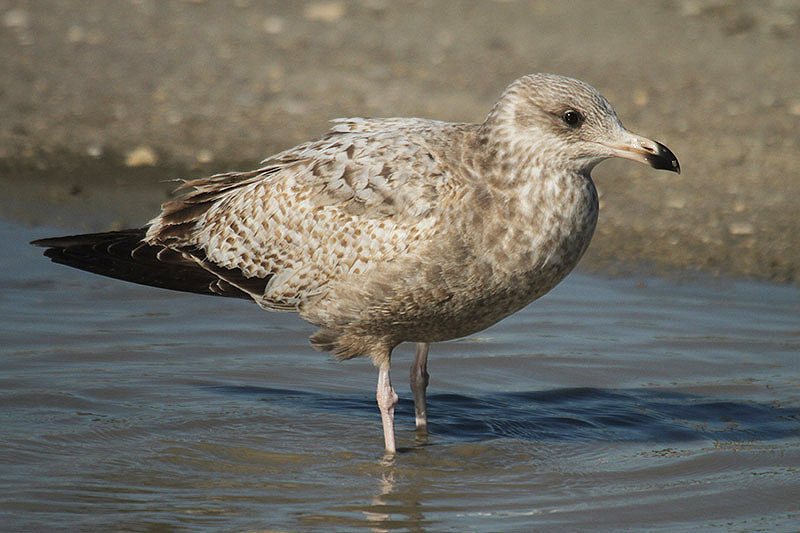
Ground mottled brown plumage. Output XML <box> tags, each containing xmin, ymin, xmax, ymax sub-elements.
<box><xmin>33</xmin><ymin>74</ymin><xmax>679</xmax><ymax>453</ymax></box>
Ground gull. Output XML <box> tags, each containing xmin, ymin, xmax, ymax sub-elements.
<box><xmin>33</xmin><ymin>73</ymin><xmax>680</xmax><ymax>453</ymax></box>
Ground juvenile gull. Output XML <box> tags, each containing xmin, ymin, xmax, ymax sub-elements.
<box><xmin>32</xmin><ymin>74</ymin><xmax>680</xmax><ymax>453</ymax></box>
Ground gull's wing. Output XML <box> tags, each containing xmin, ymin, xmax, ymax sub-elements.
<box><xmin>146</xmin><ymin>118</ymin><xmax>460</xmax><ymax>310</ymax></box>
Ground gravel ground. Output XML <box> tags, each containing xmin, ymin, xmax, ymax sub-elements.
<box><xmin>1</xmin><ymin>0</ymin><xmax>798</xmax><ymax>283</ymax></box>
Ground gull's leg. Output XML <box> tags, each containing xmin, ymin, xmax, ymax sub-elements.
<box><xmin>376</xmin><ymin>361</ymin><xmax>399</xmax><ymax>453</ymax></box>
<box><xmin>410</xmin><ymin>342</ymin><xmax>430</xmax><ymax>431</ymax></box>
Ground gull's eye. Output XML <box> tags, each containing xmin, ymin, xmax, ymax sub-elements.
<box><xmin>562</xmin><ymin>110</ymin><xmax>583</xmax><ymax>128</ymax></box>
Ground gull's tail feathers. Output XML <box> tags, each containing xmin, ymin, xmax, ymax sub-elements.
<box><xmin>31</xmin><ymin>229</ymin><xmax>253</xmax><ymax>300</ymax></box>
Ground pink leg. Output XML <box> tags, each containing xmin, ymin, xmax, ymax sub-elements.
<box><xmin>376</xmin><ymin>361</ymin><xmax>399</xmax><ymax>453</ymax></box>
<box><xmin>410</xmin><ymin>342</ymin><xmax>430</xmax><ymax>431</ymax></box>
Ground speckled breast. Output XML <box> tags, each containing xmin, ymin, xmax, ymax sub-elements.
<box><xmin>378</xmin><ymin>172</ymin><xmax>600</xmax><ymax>344</ymax></box>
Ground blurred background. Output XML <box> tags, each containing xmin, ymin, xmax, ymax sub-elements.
<box><xmin>1</xmin><ymin>0</ymin><xmax>799</xmax><ymax>283</ymax></box>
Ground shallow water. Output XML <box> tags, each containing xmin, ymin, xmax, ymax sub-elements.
<box><xmin>1</xmin><ymin>219</ymin><xmax>798</xmax><ymax>531</ymax></box>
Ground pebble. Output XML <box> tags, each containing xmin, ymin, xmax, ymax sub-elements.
<box><xmin>304</xmin><ymin>2</ymin><xmax>346</xmax><ymax>23</ymax></box>
<box><xmin>728</xmin><ymin>221</ymin><xmax>755</xmax><ymax>236</ymax></box>
<box><xmin>125</xmin><ymin>146</ymin><xmax>158</xmax><ymax>167</ymax></box>
<box><xmin>263</xmin><ymin>16</ymin><xmax>285</xmax><ymax>34</ymax></box>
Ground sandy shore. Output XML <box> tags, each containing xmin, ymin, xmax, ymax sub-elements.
<box><xmin>1</xmin><ymin>0</ymin><xmax>798</xmax><ymax>283</ymax></box>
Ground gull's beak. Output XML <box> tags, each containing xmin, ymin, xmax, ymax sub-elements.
<box><xmin>601</xmin><ymin>131</ymin><xmax>681</xmax><ymax>174</ymax></box>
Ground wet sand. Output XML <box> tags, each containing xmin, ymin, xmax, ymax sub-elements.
<box><xmin>2</xmin><ymin>220</ymin><xmax>798</xmax><ymax>531</ymax></box>
<box><xmin>1</xmin><ymin>0</ymin><xmax>799</xmax><ymax>283</ymax></box>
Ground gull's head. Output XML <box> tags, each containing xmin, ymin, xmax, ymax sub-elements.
<box><xmin>484</xmin><ymin>73</ymin><xmax>680</xmax><ymax>175</ymax></box>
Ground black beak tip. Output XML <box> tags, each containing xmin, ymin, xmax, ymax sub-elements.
<box><xmin>646</xmin><ymin>141</ymin><xmax>681</xmax><ymax>174</ymax></box>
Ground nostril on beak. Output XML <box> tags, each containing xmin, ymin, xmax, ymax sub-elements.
<box><xmin>640</xmin><ymin>141</ymin><xmax>656</xmax><ymax>154</ymax></box>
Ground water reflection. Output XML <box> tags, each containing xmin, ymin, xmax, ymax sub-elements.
<box><xmin>363</xmin><ymin>461</ymin><xmax>396</xmax><ymax>532</ymax></box>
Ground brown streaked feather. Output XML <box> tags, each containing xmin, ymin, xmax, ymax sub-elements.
<box><xmin>140</xmin><ymin>117</ymin><xmax>464</xmax><ymax>318</ymax></box>
<box><xmin>156</xmin><ymin>169</ymin><xmax>273</xmax><ymax>230</ymax></box>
